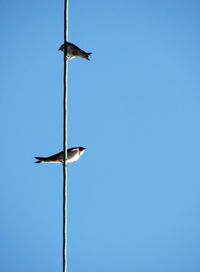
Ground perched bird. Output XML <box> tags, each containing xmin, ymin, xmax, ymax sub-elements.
<box><xmin>35</xmin><ymin>147</ymin><xmax>86</xmax><ymax>164</ymax></box>
<box><xmin>58</xmin><ymin>42</ymin><xmax>92</xmax><ymax>61</ymax></box>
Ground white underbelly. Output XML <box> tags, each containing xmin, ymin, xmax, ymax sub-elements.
<box><xmin>67</xmin><ymin>152</ymin><xmax>79</xmax><ymax>163</ymax></box>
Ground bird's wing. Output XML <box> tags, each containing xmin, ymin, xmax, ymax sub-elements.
<box><xmin>46</xmin><ymin>151</ymin><xmax>63</xmax><ymax>160</ymax></box>
<box><xmin>67</xmin><ymin>42</ymin><xmax>82</xmax><ymax>51</ymax></box>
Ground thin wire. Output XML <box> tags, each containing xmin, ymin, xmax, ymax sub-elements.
<box><xmin>63</xmin><ymin>0</ymin><xmax>68</xmax><ymax>271</ymax></box>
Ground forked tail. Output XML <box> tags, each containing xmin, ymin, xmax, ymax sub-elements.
<box><xmin>35</xmin><ymin>157</ymin><xmax>45</xmax><ymax>163</ymax></box>
<box><xmin>85</xmin><ymin>52</ymin><xmax>92</xmax><ymax>60</ymax></box>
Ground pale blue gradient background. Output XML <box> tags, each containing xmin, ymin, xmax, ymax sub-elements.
<box><xmin>1</xmin><ymin>0</ymin><xmax>200</xmax><ymax>271</ymax></box>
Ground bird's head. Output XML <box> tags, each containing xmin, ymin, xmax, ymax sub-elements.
<box><xmin>79</xmin><ymin>147</ymin><xmax>86</xmax><ymax>155</ymax></box>
<box><xmin>58</xmin><ymin>44</ymin><xmax>64</xmax><ymax>51</ymax></box>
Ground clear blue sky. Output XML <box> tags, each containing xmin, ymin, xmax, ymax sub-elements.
<box><xmin>1</xmin><ymin>0</ymin><xmax>200</xmax><ymax>271</ymax></box>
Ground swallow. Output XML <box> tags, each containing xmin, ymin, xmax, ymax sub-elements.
<box><xmin>58</xmin><ymin>42</ymin><xmax>92</xmax><ymax>61</ymax></box>
<box><xmin>35</xmin><ymin>146</ymin><xmax>86</xmax><ymax>164</ymax></box>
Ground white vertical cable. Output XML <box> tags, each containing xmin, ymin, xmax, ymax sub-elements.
<box><xmin>63</xmin><ymin>0</ymin><xmax>68</xmax><ymax>271</ymax></box>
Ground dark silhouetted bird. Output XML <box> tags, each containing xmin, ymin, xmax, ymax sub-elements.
<box><xmin>58</xmin><ymin>42</ymin><xmax>92</xmax><ymax>60</ymax></box>
<box><xmin>35</xmin><ymin>147</ymin><xmax>86</xmax><ymax>164</ymax></box>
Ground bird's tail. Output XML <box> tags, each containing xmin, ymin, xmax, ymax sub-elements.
<box><xmin>35</xmin><ymin>157</ymin><xmax>46</xmax><ymax>163</ymax></box>
<box><xmin>85</xmin><ymin>52</ymin><xmax>92</xmax><ymax>60</ymax></box>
